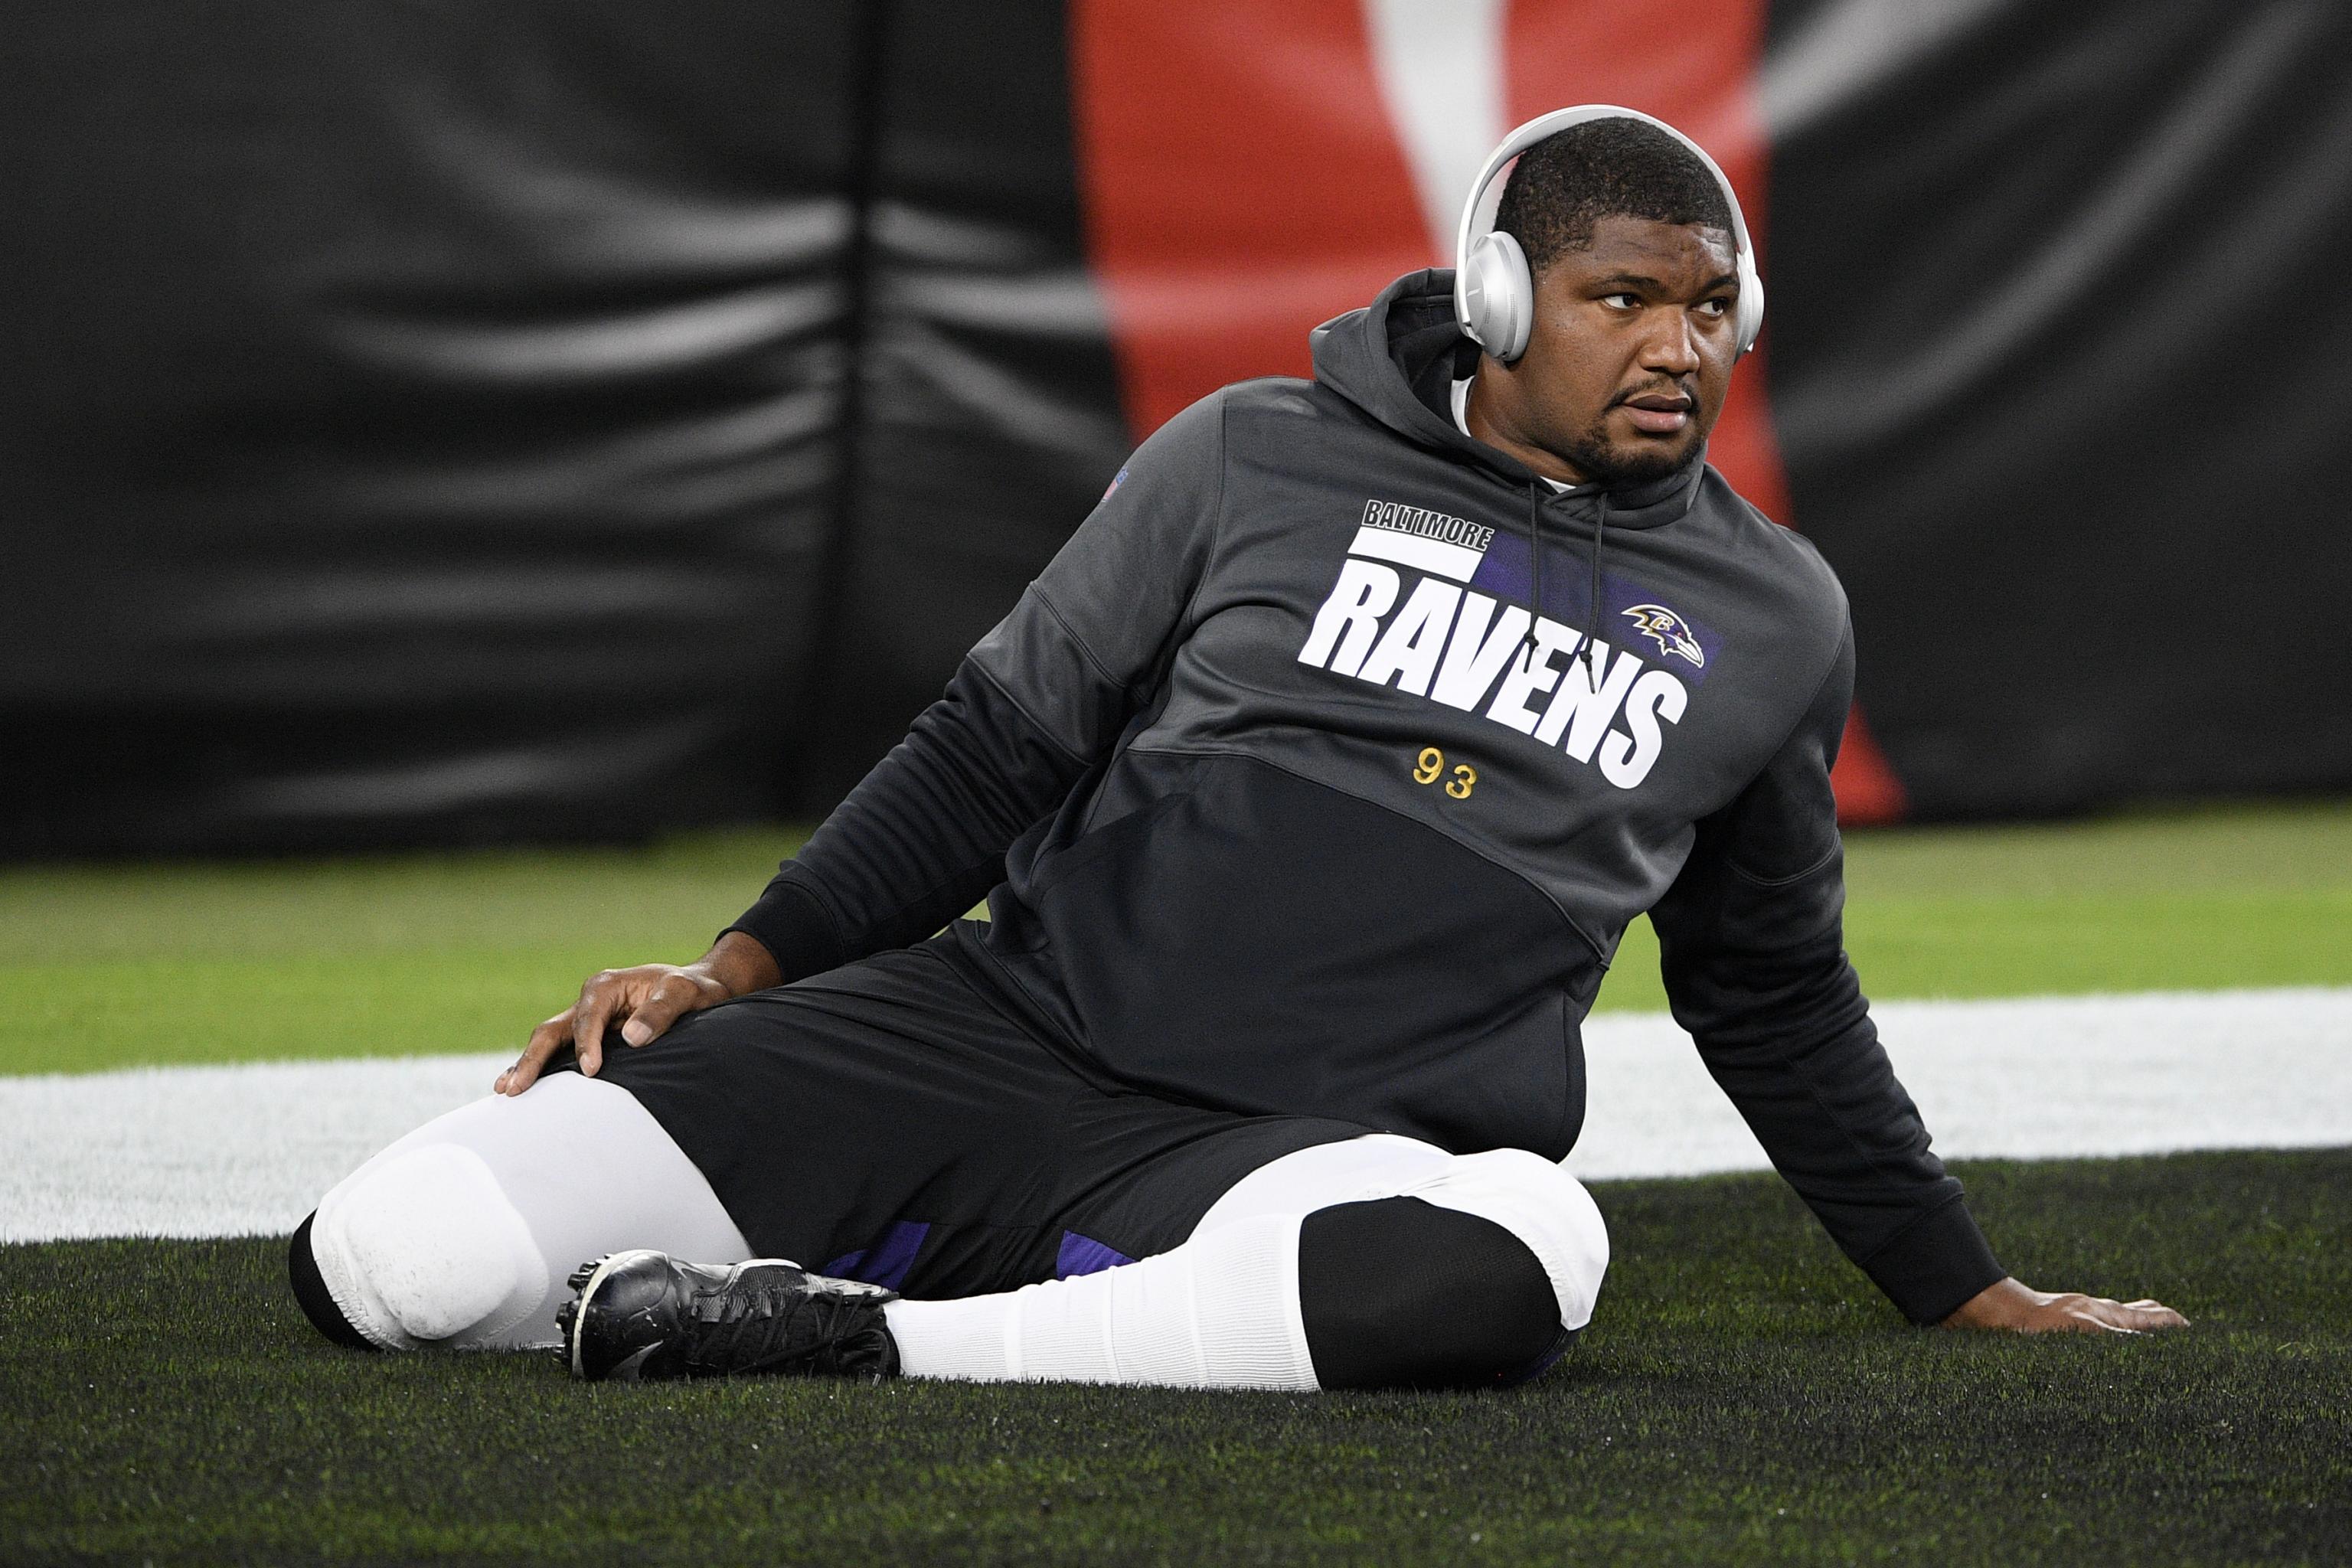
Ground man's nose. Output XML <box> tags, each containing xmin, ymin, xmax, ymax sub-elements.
<box><xmin>1640</xmin><ymin>310</ymin><xmax>1702</xmax><ymax>374</ymax></box>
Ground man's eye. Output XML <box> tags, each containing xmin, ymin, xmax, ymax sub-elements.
<box><xmin>1601</xmin><ymin>292</ymin><xmax>1640</xmax><ymax>310</ymax></box>
<box><xmin>1696</xmin><ymin>298</ymin><xmax>1731</xmax><ymax>318</ymax></box>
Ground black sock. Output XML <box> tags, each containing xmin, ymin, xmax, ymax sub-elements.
<box><xmin>288</xmin><ymin>1211</ymin><xmax>378</xmax><ymax>1352</ymax></box>
<box><xmin>1296</xmin><ymin>1196</ymin><xmax>1564</xmax><ymax>1390</ymax></box>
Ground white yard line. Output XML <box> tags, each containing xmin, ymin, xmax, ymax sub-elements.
<box><xmin>1565</xmin><ymin>988</ymin><xmax>2352</xmax><ymax>1181</ymax></box>
<box><xmin>4</xmin><ymin>988</ymin><xmax>2349</xmax><ymax>1243</ymax></box>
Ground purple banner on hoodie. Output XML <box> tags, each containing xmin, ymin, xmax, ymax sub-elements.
<box><xmin>1469</xmin><ymin>529</ymin><xmax>1719</xmax><ymax>683</ymax></box>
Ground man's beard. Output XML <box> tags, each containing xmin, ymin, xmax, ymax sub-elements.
<box><xmin>1556</xmin><ymin>415</ymin><xmax>1696</xmax><ymax>486</ymax></box>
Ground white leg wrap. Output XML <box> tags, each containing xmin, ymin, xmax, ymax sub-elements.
<box><xmin>308</xmin><ymin>1071</ymin><xmax>750</xmax><ymax>1351</ymax></box>
<box><xmin>884</xmin><ymin>1133</ymin><xmax>1609</xmax><ymax>1387</ymax></box>
<box><xmin>886</xmin><ymin>1212</ymin><xmax>1318</xmax><ymax>1389</ymax></box>
<box><xmin>1191</xmin><ymin>1132</ymin><xmax>1457</xmax><ymax>1233</ymax></box>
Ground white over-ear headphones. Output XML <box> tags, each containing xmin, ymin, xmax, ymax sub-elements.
<box><xmin>1454</xmin><ymin>105</ymin><xmax>1764</xmax><ymax>364</ymax></box>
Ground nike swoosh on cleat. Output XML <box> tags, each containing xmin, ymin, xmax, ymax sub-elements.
<box><xmin>609</xmin><ymin>1341</ymin><xmax>664</xmax><ymax>1381</ymax></box>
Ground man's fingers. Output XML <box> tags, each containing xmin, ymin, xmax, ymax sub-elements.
<box><xmin>572</xmin><ymin>974</ymin><xmax>621</xmax><ymax>1078</ymax></box>
<box><xmin>2052</xmin><ymin>1299</ymin><xmax>2125</xmax><ymax>1334</ymax></box>
<box><xmin>571</xmin><ymin>1006</ymin><xmax>613</xmax><ymax>1077</ymax></box>
<box><xmin>508</xmin><ymin>964</ymin><xmax>716</xmax><ymax>1091</ymax></box>
<box><xmin>1964</xmin><ymin>1279</ymin><xmax>2192</xmax><ymax>1335</ymax></box>
<box><xmin>2066</xmin><ymin>1295</ymin><xmax>2190</xmax><ymax>1334</ymax></box>
<box><xmin>2091</xmin><ymin>1295</ymin><xmax>2188</xmax><ymax>1331</ymax></box>
<box><xmin>2068</xmin><ymin>1295</ymin><xmax>2135</xmax><ymax>1333</ymax></box>
<box><xmin>498</xmin><ymin>1010</ymin><xmax>575</xmax><ymax>1096</ymax></box>
<box><xmin>2125</xmin><ymin>1300</ymin><xmax>2190</xmax><ymax>1330</ymax></box>
<box><xmin>622</xmin><ymin>975</ymin><xmax>696</xmax><ymax>1047</ymax></box>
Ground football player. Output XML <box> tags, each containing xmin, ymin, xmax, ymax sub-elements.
<box><xmin>291</xmin><ymin>111</ymin><xmax>2184</xmax><ymax>1387</ymax></box>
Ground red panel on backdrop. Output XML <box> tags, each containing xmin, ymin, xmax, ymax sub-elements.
<box><xmin>1069</xmin><ymin>0</ymin><xmax>1906</xmax><ymax>823</ymax></box>
<box><xmin>1067</xmin><ymin>0</ymin><xmax>1431</xmax><ymax>438</ymax></box>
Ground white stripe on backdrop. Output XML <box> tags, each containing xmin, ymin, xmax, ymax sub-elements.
<box><xmin>4</xmin><ymin>988</ymin><xmax>2349</xmax><ymax>1243</ymax></box>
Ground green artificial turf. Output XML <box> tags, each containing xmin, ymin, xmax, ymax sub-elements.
<box><xmin>6</xmin><ymin>801</ymin><xmax>2352</xmax><ymax>1076</ymax></box>
<box><xmin>5</xmin><ymin>1148</ymin><xmax>2345</xmax><ymax>1566</ymax></box>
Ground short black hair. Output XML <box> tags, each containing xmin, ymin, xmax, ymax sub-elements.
<box><xmin>1492</xmin><ymin>117</ymin><xmax>1733</xmax><ymax>275</ymax></box>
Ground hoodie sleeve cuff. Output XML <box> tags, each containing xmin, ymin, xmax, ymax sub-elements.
<box><xmin>720</xmin><ymin>875</ymin><xmax>847</xmax><ymax>988</ymax></box>
<box><xmin>1857</xmin><ymin>1195</ymin><xmax>2007</xmax><ymax>1325</ymax></box>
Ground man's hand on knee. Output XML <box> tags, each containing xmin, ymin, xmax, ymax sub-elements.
<box><xmin>496</xmin><ymin>931</ymin><xmax>779</xmax><ymax>1095</ymax></box>
<box><xmin>1940</xmin><ymin>1276</ymin><xmax>2190</xmax><ymax>1335</ymax></box>
<box><xmin>497</xmin><ymin>964</ymin><xmax>730</xmax><ymax>1095</ymax></box>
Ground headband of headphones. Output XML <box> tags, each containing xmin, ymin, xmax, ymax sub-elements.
<box><xmin>1452</xmin><ymin>105</ymin><xmax>1763</xmax><ymax>358</ymax></box>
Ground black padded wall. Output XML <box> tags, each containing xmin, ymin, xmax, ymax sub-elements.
<box><xmin>794</xmin><ymin>0</ymin><xmax>1127</xmax><ymax>809</ymax></box>
<box><xmin>1763</xmin><ymin>0</ymin><xmax>2352</xmax><ymax>816</ymax></box>
<box><xmin>2</xmin><ymin>1</ymin><xmax>861</xmax><ymax>852</ymax></box>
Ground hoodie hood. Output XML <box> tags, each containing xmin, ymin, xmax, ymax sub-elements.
<box><xmin>1308</xmin><ymin>267</ymin><xmax>1704</xmax><ymax>531</ymax></box>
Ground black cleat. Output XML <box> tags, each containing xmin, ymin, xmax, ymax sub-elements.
<box><xmin>554</xmin><ymin>1250</ymin><xmax>902</xmax><ymax>1383</ymax></box>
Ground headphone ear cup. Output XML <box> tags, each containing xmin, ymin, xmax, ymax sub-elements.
<box><xmin>1462</xmin><ymin>229</ymin><xmax>1534</xmax><ymax>363</ymax></box>
<box><xmin>1736</xmin><ymin>251</ymin><xmax>1764</xmax><ymax>355</ymax></box>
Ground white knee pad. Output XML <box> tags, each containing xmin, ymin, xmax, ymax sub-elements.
<box><xmin>311</xmin><ymin>1144</ymin><xmax>548</xmax><ymax>1351</ymax></box>
<box><xmin>1196</xmin><ymin>1135</ymin><xmax>1609</xmax><ymax>1332</ymax></box>
<box><xmin>307</xmin><ymin>1074</ymin><xmax>751</xmax><ymax>1353</ymax></box>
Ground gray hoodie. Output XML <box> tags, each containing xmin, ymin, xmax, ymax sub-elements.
<box><xmin>733</xmin><ymin>268</ymin><xmax>2002</xmax><ymax>1325</ymax></box>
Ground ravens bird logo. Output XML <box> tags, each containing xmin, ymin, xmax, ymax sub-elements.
<box><xmin>1622</xmin><ymin>604</ymin><xmax>1706</xmax><ymax>668</ymax></box>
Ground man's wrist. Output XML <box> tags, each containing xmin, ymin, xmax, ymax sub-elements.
<box><xmin>1941</xmin><ymin>1276</ymin><xmax>2031</xmax><ymax>1328</ymax></box>
<box><xmin>1857</xmin><ymin>1196</ymin><xmax>2007</xmax><ymax>1325</ymax></box>
<box><xmin>722</xmin><ymin>879</ymin><xmax>847</xmax><ymax>989</ymax></box>
<box><xmin>697</xmin><ymin>930</ymin><xmax>782</xmax><ymax>998</ymax></box>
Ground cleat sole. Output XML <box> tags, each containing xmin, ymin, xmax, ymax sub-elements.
<box><xmin>551</xmin><ymin>1298</ymin><xmax>578</xmax><ymax>1368</ymax></box>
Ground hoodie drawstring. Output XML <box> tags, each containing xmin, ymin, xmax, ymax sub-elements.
<box><xmin>1530</xmin><ymin>483</ymin><xmax>1609</xmax><ymax>683</ymax></box>
<box><xmin>1526</xmin><ymin>480</ymin><xmax>1544</xmax><ymax>652</ymax></box>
